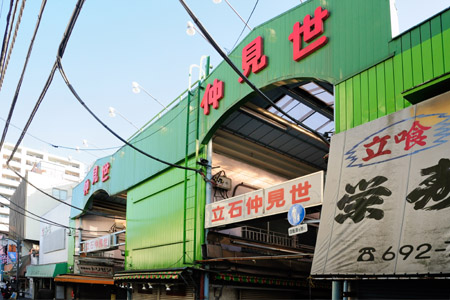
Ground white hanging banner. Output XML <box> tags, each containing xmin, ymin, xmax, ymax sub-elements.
<box><xmin>312</xmin><ymin>92</ymin><xmax>450</xmax><ymax>276</ymax></box>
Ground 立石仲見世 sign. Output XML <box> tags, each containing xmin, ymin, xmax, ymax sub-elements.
<box><xmin>205</xmin><ymin>171</ymin><xmax>323</xmax><ymax>228</ymax></box>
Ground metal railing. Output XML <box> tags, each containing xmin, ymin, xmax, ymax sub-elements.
<box><xmin>241</xmin><ymin>226</ymin><xmax>298</xmax><ymax>248</ymax></box>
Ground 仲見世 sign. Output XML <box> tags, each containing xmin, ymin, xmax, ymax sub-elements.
<box><xmin>205</xmin><ymin>171</ymin><xmax>323</xmax><ymax>228</ymax></box>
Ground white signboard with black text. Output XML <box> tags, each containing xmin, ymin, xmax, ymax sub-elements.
<box><xmin>205</xmin><ymin>171</ymin><xmax>323</xmax><ymax>228</ymax></box>
<box><xmin>311</xmin><ymin>92</ymin><xmax>450</xmax><ymax>276</ymax></box>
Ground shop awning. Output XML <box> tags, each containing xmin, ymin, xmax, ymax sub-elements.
<box><xmin>25</xmin><ymin>263</ymin><xmax>67</xmax><ymax>278</ymax></box>
<box><xmin>114</xmin><ymin>271</ymin><xmax>182</xmax><ymax>281</ymax></box>
<box><xmin>54</xmin><ymin>274</ymin><xmax>114</xmax><ymax>285</ymax></box>
<box><xmin>215</xmin><ymin>273</ymin><xmax>305</xmax><ymax>288</ymax></box>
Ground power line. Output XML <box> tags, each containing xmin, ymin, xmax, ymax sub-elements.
<box><xmin>6</xmin><ymin>167</ymin><xmax>126</xmax><ymax>220</ymax></box>
<box><xmin>0</xmin><ymin>0</ymin><xmax>47</xmax><ymax>152</ymax></box>
<box><xmin>230</xmin><ymin>0</ymin><xmax>259</xmax><ymax>51</ymax></box>
<box><xmin>57</xmin><ymin>58</ymin><xmax>204</xmax><ymax>176</ymax></box>
<box><xmin>0</xmin><ymin>0</ymin><xmax>26</xmax><ymax>90</ymax></box>
<box><xmin>0</xmin><ymin>0</ymin><xmax>14</xmax><ymax>79</ymax></box>
<box><xmin>1</xmin><ymin>194</ymin><xmax>112</xmax><ymax>233</ymax></box>
<box><xmin>0</xmin><ymin>116</ymin><xmax>119</xmax><ymax>156</ymax></box>
<box><xmin>0</xmin><ymin>0</ymin><xmax>111</xmax><ymax>220</ymax></box>
<box><xmin>5</xmin><ymin>0</ymin><xmax>86</xmax><ymax>162</ymax></box>
<box><xmin>179</xmin><ymin>0</ymin><xmax>330</xmax><ymax>146</ymax></box>
<box><xmin>0</xmin><ymin>0</ymin><xmax>19</xmax><ymax>77</ymax></box>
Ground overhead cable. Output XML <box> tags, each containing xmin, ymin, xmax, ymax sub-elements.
<box><xmin>0</xmin><ymin>0</ymin><xmax>47</xmax><ymax>151</ymax></box>
<box><xmin>0</xmin><ymin>0</ymin><xmax>14</xmax><ymax>77</ymax></box>
<box><xmin>178</xmin><ymin>0</ymin><xmax>330</xmax><ymax>146</ymax></box>
<box><xmin>57</xmin><ymin>58</ymin><xmax>204</xmax><ymax>176</ymax></box>
<box><xmin>6</xmin><ymin>167</ymin><xmax>126</xmax><ymax>220</ymax></box>
<box><xmin>0</xmin><ymin>0</ymin><xmax>26</xmax><ymax>90</ymax></box>
<box><xmin>2</xmin><ymin>0</ymin><xmax>125</xmax><ymax>220</ymax></box>
<box><xmin>230</xmin><ymin>0</ymin><xmax>258</xmax><ymax>51</ymax></box>
<box><xmin>0</xmin><ymin>0</ymin><xmax>19</xmax><ymax>77</ymax></box>
<box><xmin>1</xmin><ymin>195</ymin><xmax>112</xmax><ymax>233</ymax></box>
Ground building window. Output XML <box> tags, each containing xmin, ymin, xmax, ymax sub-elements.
<box><xmin>52</xmin><ymin>188</ymin><xmax>67</xmax><ymax>200</ymax></box>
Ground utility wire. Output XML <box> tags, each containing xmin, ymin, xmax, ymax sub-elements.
<box><xmin>0</xmin><ymin>0</ymin><xmax>18</xmax><ymax>76</ymax></box>
<box><xmin>0</xmin><ymin>0</ymin><xmax>14</xmax><ymax>78</ymax></box>
<box><xmin>0</xmin><ymin>116</ymin><xmax>118</xmax><ymax>155</ymax></box>
<box><xmin>2</xmin><ymin>1</ymin><xmax>97</xmax><ymax>219</ymax></box>
<box><xmin>7</xmin><ymin>0</ymin><xmax>86</xmax><ymax>159</ymax></box>
<box><xmin>230</xmin><ymin>0</ymin><xmax>258</xmax><ymax>51</ymax></box>
<box><xmin>1</xmin><ymin>194</ymin><xmax>112</xmax><ymax>233</ymax></box>
<box><xmin>179</xmin><ymin>0</ymin><xmax>330</xmax><ymax>146</ymax></box>
<box><xmin>0</xmin><ymin>0</ymin><xmax>46</xmax><ymax>151</ymax></box>
<box><xmin>0</xmin><ymin>0</ymin><xmax>26</xmax><ymax>90</ymax></box>
<box><xmin>6</xmin><ymin>167</ymin><xmax>126</xmax><ymax>220</ymax></box>
<box><xmin>222</xmin><ymin>0</ymin><xmax>252</xmax><ymax>31</ymax></box>
<box><xmin>57</xmin><ymin>58</ymin><xmax>204</xmax><ymax>176</ymax></box>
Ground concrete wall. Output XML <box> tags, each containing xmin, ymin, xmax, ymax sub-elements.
<box><xmin>39</xmin><ymin>200</ymin><xmax>71</xmax><ymax>265</ymax></box>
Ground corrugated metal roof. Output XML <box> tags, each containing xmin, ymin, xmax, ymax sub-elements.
<box><xmin>219</xmin><ymin>80</ymin><xmax>333</xmax><ymax>171</ymax></box>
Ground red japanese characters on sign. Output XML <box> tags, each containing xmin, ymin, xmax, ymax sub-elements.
<box><xmin>267</xmin><ymin>188</ymin><xmax>285</xmax><ymax>210</ymax></box>
<box><xmin>291</xmin><ymin>181</ymin><xmax>312</xmax><ymax>204</ymax></box>
<box><xmin>238</xmin><ymin>36</ymin><xmax>268</xmax><ymax>83</ymax></box>
<box><xmin>83</xmin><ymin>179</ymin><xmax>91</xmax><ymax>196</ymax></box>
<box><xmin>228</xmin><ymin>200</ymin><xmax>243</xmax><ymax>218</ymax></box>
<box><xmin>201</xmin><ymin>79</ymin><xmax>225</xmax><ymax>115</ymax></box>
<box><xmin>288</xmin><ymin>6</ymin><xmax>329</xmax><ymax>61</ymax></box>
<box><xmin>362</xmin><ymin>120</ymin><xmax>432</xmax><ymax>162</ymax></box>
<box><xmin>211</xmin><ymin>205</ymin><xmax>225</xmax><ymax>223</ymax></box>
<box><xmin>246</xmin><ymin>194</ymin><xmax>263</xmax><ymax>214</ymax></box>
<box><xmin>102</xmin><ymin>162</ymin><xmax>111</xmax><ymax>182</ymax></box>
<box><xmin>83</xmin><ymin>162</ymin><xmax>111</xmax><ymax>196</ymax></box>
<box><xmin>83</xmin><ymin>235</ymin><xmax>111</xmax><ymax>253</ymax></box>
<box><xmin>205</xmin><ymin>172</ymin><xmax>323</xmax><ymax>228</ymax></box>
<box><xmin>92</xmin><ymin>166</ymin><xmax>99</xmax><ymax>184</ymax></box>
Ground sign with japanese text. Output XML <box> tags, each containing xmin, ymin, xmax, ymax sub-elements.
<box><xmin>288</xmin><ymin>224</ymin><xmax>308</xmax><ymax>236</ymax></box>
<box><xmin>84</xmin><ymin>162</ymin><xmax>111</xmax><ymax>196</ymax></box>
<box><xmin>78</xmin><ymin>265</ymin><xmax>113</xmax><ymax>277</ymax></box>
<box><xmin>311</xmin><ymin>92</ymin><xmax>450</xmax><ymax>276</ymax></box>
<box><xmin>201</xmin><ymin>6</ymin><xmax>329</xmax><ymax>117</ymax></box>
<box><xmin>205</xmin><ymin>171</ymin><xmax>323</xmax><ymax>228</ymax></box>
<box><xmin>82</xmin><ymin>235</ymin><xmax>111</xmax><ymax>253</ymax></box>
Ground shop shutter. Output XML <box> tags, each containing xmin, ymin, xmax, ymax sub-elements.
<box><xmin>131</xmin><ymin>289</ymin><xmax>157</xmax><ymax>300</ymax></box>
<box><xmin>132</xmin><ymin>286</ymin><xmax>194</xmax><ymax>300</ymax></box>
<box><xmin>159</xmin><ymin>286</ymin><xmax>195</xmax><ymax>300</ymax></box>
<box><xmin>240</xmin><ymin>289</ymin><xmax>297</xmax><ymax>300</ymax></box>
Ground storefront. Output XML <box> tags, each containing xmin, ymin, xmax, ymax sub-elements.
<box><xmin>66</xmin><ymin>0</ymin><xmax>449</xmax><ymax>298</ymax></box>
<box><xmin>25</xmin><ymin>263</ymin><xmax>67</xmax><ymax>299</ymax></box>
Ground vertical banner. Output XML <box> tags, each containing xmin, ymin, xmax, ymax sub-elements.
<box><xmin>312</xmin><ymin>92</ymin><xmax>450</xmax><ymax>276</ymax></box>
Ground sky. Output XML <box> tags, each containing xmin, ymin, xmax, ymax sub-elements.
<box><xmin>0</xmin><ymin>0</ymin><xmax>448</xmax><ymax>172</ymax></box>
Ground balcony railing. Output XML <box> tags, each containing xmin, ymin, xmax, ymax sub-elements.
<box><xmin>241</xmin><ymin>226</ymin><xmax>298</xmax><ymax>248</ymax></box>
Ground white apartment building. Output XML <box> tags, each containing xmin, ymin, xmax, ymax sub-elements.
<box><xmin>0</xmin><ymin>143</ymin><xmax>85</xmax><ymax>232</ymax></box>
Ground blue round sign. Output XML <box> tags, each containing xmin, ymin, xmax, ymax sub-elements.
<box><xmin>288</xmin><ymin>204</ymin><xmax>305</xmax><ymax>226</ymax></box>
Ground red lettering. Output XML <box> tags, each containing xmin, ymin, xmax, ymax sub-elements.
<box><xmin>211</xmin><ymin>206</ymin><xmax>225</xmax><ymax>222</ymax></box>
<box><xmin>102</xmin><ymin>162</ymin><xmax>111</xmax><ymax>182</ymax></box>
<box><xmin>290</xmin><ymin>181</ymin><xmax>312</xmax><ymax>204</ymax></box>
<box><xmin>200</xmin><ymin>79</ymin><xmax>224</xmax><ymax>115</ymax></box>
<box><xmin>267</xmin><ymin>188</ymin><xmax>285</xmax><ymax>210</ymax></box>
<box><xmin>289</xmin><ymin>6</ymin><xmax>329</xmax><ymax>61</ymax></box>
<box><xmin>362</xmin><ymin>135</ymin><xmax>392</xmax><ymax>162</ymax></box>
<box><xmin>394</xmin><ymin>120</ymin><xmax>432</xmax><ymax>151</ymax></box>
<box><xmin>238</xmin><ymin>36</ymin><xmax>268</xmax><ymax>83</ymax></box>
<box><xmin>83</xmin><ymin>179</ymin><xmax>91</xmax><ymax>196</ymax></box>
<box><xmin>228</xmin><ymin>200</ymin><xmax>243</xmax><ymax>218</ymax></box>
<box><xmin>92</xmin><ymin>165</ymin><xmax>99</xmax><ymax>184</ymax></box>
<box><xmin>246</xmin><ymin>195</ymin><xmax>263</xmax><ymax>214</ymax></box>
